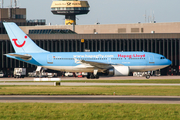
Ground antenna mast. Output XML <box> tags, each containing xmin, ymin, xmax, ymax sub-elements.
<box><xmin>145</xmin><ymin>10</ymin><xmax>147</xmax><ymax>23</ymax></box>
<box><xmin>153</xmin><ymin>11</ymin><xmax>155</xmax><ymax>23</ymax></box>
<box><xmin>2</xmin><ymin>0</ymin><xmax>3</xmax><ymax>8</ymax></box>
<box><xmin>14</xmin><ymin>0</ymin><xmax>17</xmax><ymax>8</ymax></box>
<box><xmin>10</xmin><ymin>0</ymin><xmax>12</xmax><ymax>8</ymax></box>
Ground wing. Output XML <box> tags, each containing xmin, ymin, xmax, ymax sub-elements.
<box><xmin>5</xmin><ymin>53</ymin><xmax>32</xmax><ymax>61</ymax></box>
<box><xmin>74</xmin><ymin>58</ymin><xmax>123</xmax><ymax>70</ymax></box>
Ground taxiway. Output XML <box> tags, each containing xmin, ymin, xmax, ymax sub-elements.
<box><xmin>0</xmin><ymin>95</ymin><xmax>180</xmax><ymax>104</ymax></box>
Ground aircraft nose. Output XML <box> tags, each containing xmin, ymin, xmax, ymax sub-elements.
<box><xmin>167</xmin><ymin>59</ymin><xmax>172</xmax><ymax>65</ymax></box>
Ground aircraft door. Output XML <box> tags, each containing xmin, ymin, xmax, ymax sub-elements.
<box><xmin>47</xmin><ymin>54</ymin><xmax>53</xmax><ymax>64</ymax></box>
<box><xmin>148</xmin><ymin>55</ymin><xmax>154</xmax><ymax>64</ymax></box>
<box><xmin>107</xmin><ymin>57</ymin><xmax>111</xmax><ymax>63</ymax></box>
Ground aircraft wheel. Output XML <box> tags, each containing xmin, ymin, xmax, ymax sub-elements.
<box><xmin>146</xmin><ymin>75</ymin><xmax>150</xmax><ymax>79</ymax></box>
<box><xmin>87</xmin><ymin>75</ymin><xmax>90</xmax><ymax>79</ymax></box>
<box><xmin>95</xmin><ymin>75</ymin><xmax>99</xmax><ymax>79</ymax></box>
<box><xmin>90</xmin><ymin>74</ymin><xmax>95</xmax><ymax>79</ymax></box>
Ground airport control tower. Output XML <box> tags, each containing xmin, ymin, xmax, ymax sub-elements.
<box><xmin>51</xmin><ymin>0</ymin><xmax>90</xmax><ymax>25</ymax></box>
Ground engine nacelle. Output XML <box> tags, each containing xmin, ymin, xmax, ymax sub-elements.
<box><xmin>107</xmin><ymin>66</ymin><xmax>130</xmax><ymax>76</ymax></box>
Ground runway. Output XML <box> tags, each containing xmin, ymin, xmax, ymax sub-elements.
<box><xmin>0</xmin><ymin>95</ymin><xmax>180</xmax><ymax>104</ymax></box>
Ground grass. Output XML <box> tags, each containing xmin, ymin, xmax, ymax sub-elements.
<box><xmin>0</xmin><ymin>103</ymin><xmax>180</xmax><ymax>120</ymax></box>
<box><xmin>0</xmin><ymin>86</ymin><xmax>180</xmax><ymax>96</ymax></box>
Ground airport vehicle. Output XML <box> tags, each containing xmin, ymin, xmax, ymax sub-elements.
<box><xmin>77</xmin><ymin>72</ymin><xmax>88</xmax><ymax>77</ymax></box>
<box><xmin>28</xmin><ymin>66</ymin><xmax>57</xmax><ymax>78</ymax></box>
<box><xmin>3</xmin><ymin>22</ymin><xmax>172</xmax><ymax>79</ymax></box>
<box><xmin>0</xmin><ymin>71</ymin><xmax>4</xmax><ymax>78</ymax></box>
<box><xmin>14</xmin><ymin>68</ymin><xmax>26</xmax><ymax>78</ymax></box>
<box><xmin>28</xmin><ymin>71</ymin><xmax>57</xmax><ymax>78</ymax></box>
<box><xmin>65</xmin><ymin>72</ymin><xmax>74</xmax><ymax>77</ymax></box>
<box><xmin>65</xmin><ymin>72</ymin><xmax>87</xmax><ymax>77</ymax></box>
<box><xmin>28</xmin><ymin>71</ymin><xmax>36</xmax><ymax>77</ymax></box>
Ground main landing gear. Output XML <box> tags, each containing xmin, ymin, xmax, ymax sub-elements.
<box><xmin>87</xmin><ymin>69</ymin><xmax>99</xmax><ymax>79</ymax></box>
<box><xmin>87</xmin><ymin>73</ymin><xmax>99</xmax><ymax>79</ymax></box>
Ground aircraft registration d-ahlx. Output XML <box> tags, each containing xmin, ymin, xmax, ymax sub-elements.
<box><xmin>3</xmin><ymin>22</ymin><xmax>172</xmax><ymax>79</ymax></box>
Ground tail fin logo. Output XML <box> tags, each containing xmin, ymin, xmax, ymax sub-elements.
<box><xmin>12</xmin><ymin>36</ymin><xmax>27</xmax><ymax>48</ymax></box>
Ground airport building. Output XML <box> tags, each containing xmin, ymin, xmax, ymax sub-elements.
<box><xmin>0</xmin><ymin>1</ymin><xmax>179</xmax><ymax>76</ymax></box>
<box><xmin>0</xmin><ymin>32</ymin><xmax>179</xmax><ymax>76</ymax></box>
<box><xmin>0</xmin><ymin>8</ymin><xmax>46</xmax><ymax>34</ymax></box>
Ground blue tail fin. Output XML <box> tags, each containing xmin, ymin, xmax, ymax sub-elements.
<box><xmin>3</xmin><ymin>22</ymin><xmax>48</xmax><ymax>53</ymax></box>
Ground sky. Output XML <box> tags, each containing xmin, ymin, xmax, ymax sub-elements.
<box><xmin>2</xmin><ymin>0</ymin><xmax>180</xmax><ymax>25</ymax></box>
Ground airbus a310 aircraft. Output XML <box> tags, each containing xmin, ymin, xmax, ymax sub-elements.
<box><xmin>3</xmin><ymin>22</ymin><xmax>171</xmax><ymax>79</ymax></box>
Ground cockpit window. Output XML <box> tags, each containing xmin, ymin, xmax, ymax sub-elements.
<box><xmin>160</xmin><ymin>57</ymin><xmax>165</xmax><ymax>59</ymax></box>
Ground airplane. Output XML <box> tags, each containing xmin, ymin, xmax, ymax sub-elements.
<box><xmin>3</xmin><ymin>22</ymin><xmax>172</xmax><ymax>79</ymax></box>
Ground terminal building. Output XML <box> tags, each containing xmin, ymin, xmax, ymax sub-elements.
<box><xmin>0</xmin><ymin>1</ymin><xmax>179</xmax><ymax>76</ymax></box>
<box><xmin>0</xmin><ymin>28</ymin><xmax>179</xmax><ymax>76</ymax></box>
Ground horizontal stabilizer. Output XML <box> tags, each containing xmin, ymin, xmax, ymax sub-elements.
<box><xmin>5</xmin><ymin>54</ymin><xmax>32</xmax><ymax>61</ymax></box>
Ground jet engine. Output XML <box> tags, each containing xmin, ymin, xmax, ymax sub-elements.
<box><xmin>106</xmin><ymin>66</ymin><xmax>130</xmax><ymax>76</ymax></box>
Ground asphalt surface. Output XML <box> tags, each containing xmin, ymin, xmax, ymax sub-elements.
<box><xmin>1</xmin><ymin>76</ymin><xmax>180</xmax><ymax>86</ymax></box>
<box><xmin>0</xmin><ymin>95</ymin><xmax>180</xmax><ymax>104</ymax></box>
<box><xmin>0</xmin><ymin>82</ymin><xmax>55</xmax><ymax>86</ymax></box>
<box><xmin>0</xmin><ymin>76</ymin><xmax>180</xmax><ymax>81</ymax></box>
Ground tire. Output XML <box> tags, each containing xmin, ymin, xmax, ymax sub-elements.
<box><xmin>95</xmin><ymin>75</ymin><xmax>99</xmax><ymax>79</ymax></box>
<box><xmin>87</xmin><ymin>73</ymin><xmax>91</xmax><ymax>79</ymax></box>
<box><xmin>90</xmin><ymin>74</ymin><xmax>95</xmax><ymax>79</ymax></box>
<box><xmin>146</xmin><ymin>75</ymin><xmax>150</xmax><ymax>79</ymax></box>
<box><xmin>87</xmin><ymin>75</ymin><xmax>90</xmax><ymax>79</ymax></box>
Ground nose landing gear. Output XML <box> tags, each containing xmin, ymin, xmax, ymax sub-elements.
<box><xmin>146</xmin><ymin>75</ymin><xmax>150</xmax><ymax>79</ymax></box>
